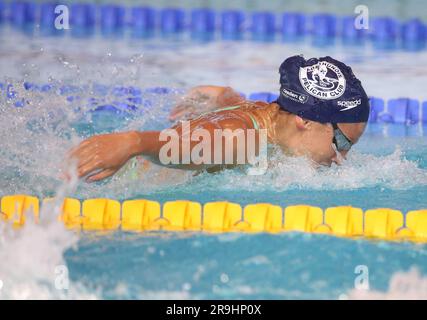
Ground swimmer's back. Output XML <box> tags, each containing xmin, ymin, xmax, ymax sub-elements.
<box><xmin>190</xmin><ymin>99</ymin><xmax>279</xmax><ymax>139</ymax></box>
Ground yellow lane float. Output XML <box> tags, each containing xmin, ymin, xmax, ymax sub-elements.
<box><xmin>1</xmin><ymin>194</ymin><xmax>427</xmax><ymax>243</ymax></box>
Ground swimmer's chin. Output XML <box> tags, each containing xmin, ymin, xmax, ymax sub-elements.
<box><xmin>311</xmin><ymin>160</ymin><xmax>333</xmax><ymax>168</ymax></box>
<box><xmin>290</xmin><ymin>155</ymin><xmax>335</xmax><ymax>169</ymax></box>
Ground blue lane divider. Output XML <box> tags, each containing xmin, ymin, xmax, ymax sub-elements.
<box><xmin>368</xmin><ymin>97</ymin><xmax>385</xmax><ymax>123</ymax></box>
<box><xmin>422</xmin><ymin>102</ymin><xmax>427</xmax><ymax>123</ymax></box>
<box><xmin>311</xmin><ymin>13</ymin><xmax>336</xmax><ymax>46</ymax></box>
<box><xmin>251</xmin><ymin>11</ymin><xmax>276</xmax><ymax>41</ymax></box>
<box><xmin>2</xmin><ymin>82</ymin><xmax>427</xmax><ymax>125</ymax></box>
<box><xmin>160</xmin><ymin>7</ymin><xmax>185</xmax><ymax>34</ymax></box>
<box><xmin>10</xmin><ymin>1</ymin><xmax>35</xmax><ymax>27</ymax></box>
<box><xmin>341</xmin><ymin>15</ymin><xmax>366</xmax><ymax>44</ymax></box>
<box><xmin>70</xmin><ymin>3</ymin><xmax>96</xmax><ymax>37</ymax></box>
<box><xmin>312</xmin><ymin>13</ymin><xmax>336</xmax><ymax>38</ymax></box>
<box><xmin>190</xmin><ymin>8</ymin><xmax>215</xmax><ymax>41</ymax></box>
<box><xmin>100</xmin><ymin>4</ymin><xmax>125</xmax><ymax>36</ymax></box>
<box><xmin>249</xmin><ymin>92</ymin><xmax>279</xmax><ymax>103</ymax></box>
<box><xmin>130</xmin><ymin>6</ymin><xmax>155</xmax><ymax>38</ymax></box>
<box><xmin>221</xmin><ymin>10</ymin><xmax>245</xmax><ymax>40</ymax></box>
<box><xmin>369</xmin><ymin>97</ymin><xmax>426</xmax><ymax>124</ymax></box>
<box><xmin>2</xmin><ymin>2</ymin><xmax>427</xmax><ymax>51</ymax></box>
<box><xmin>281</xmin><ymin>12</ymin><xmax>305</xmax><ymax>41</ymax></box>
<box><xmin>371</xmin><ymin>16</ymin><xmax>399</xmax><ymax>49</ymax></box>
<box><xmin>388</xmin><ymin>98</ymin><xmax>419</xmax><ymax>124</ymax></box>
<box><xmin>0</xmin><ymin>0</ymin><xmax>5</xmax><ymax>24</ymax></box>
<box><xmin>191</xmin><ymin>8</ymin><xmax>215</xmax><ymax>34</ymax></box>
<box><xmin>23</xmin><ymin>82</ymin><xmax>53</xmax><ymax>92</ymax></box>
<box><xmin>402</xmin><ymin>18</ymin><xmax>427</xmax><ymax>50</ymax></box>
<box><xmin>40</xmin><ymin>2</ymin><xmax>62</xmax><ymax>36</ymax></box>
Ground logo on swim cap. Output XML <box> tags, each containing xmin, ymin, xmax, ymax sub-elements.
<box><xmin>298</xmin><ymin>61</ymin><xmax>346</xmax><ymax>100</ymax></box>
<box><xmin>337</xmin><ymin>98</ymin><xmax>362</xmax><ymax>111</ymax></box>
<box><xmin>281</xmin><ymin>87</ymin><xmax>308</xmax><ymax>104</ymax></box>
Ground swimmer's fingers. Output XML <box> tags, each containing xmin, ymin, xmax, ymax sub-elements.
<box><xmin>86</xmin><ymin>168</ymin><xmax>116</xmax><ymax>183</ymax></box>
<box><xmin>68</xmin><ymin>143</ymin><xmax>97</xmax><ymax>167</ymax></box>
<box><xmin>77</xmin><ymin>159</ymin><xmax>103</xmax><ymax>179</ymax></box>
<box><xmin>66</xmin><ymin>150</ymin><xmax>94</xmax><ymax>174</ymax></box>
<box><xmin>67</xmin><ymin>138</ymin><xmax>99</xmax><ymax>159</ymax></box>
<box><xmin>67</xmin><ymin>139</ymin><xmax>91</xmax><ymax>155</ymax></box>
<box><xmin>76</xmin><ymin>149</ymin><xmax>99</xmax><ymax>170</ymax></box>
<box><xmin>67</xmin><ymin>146</ymin><xmax>90</xmax><ymax>165</ymax></box>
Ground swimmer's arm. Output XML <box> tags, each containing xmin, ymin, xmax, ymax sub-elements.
<box><xmin>67</xmin><ymin>114</ymin><xmax>258</xmax><ymax>182</ymax></box>
<box><xmin>169</xmin><ymin>85</ymin><xmax>245</xmax><ymax>121</ymax></box>
<box><xmin>131</xmin><ymin>116</ymin><xmax>259</xmax><ymax>170</ymax></box>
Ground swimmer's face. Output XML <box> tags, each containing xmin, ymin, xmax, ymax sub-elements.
<box><xmin>290</xmin><ymin>116</ymin><xmax>366</xmax><ymax>166</ymax></box>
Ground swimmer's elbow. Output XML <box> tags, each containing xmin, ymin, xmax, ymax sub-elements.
<box><xmin>190</xmin><ymin>85</ymin><xmax>245</xmax><ymax>107</ymax></box>
<box><xmin>219</xmin><ymin>87</ymin><xmax>246</xmax><ymax>106</ymax></box>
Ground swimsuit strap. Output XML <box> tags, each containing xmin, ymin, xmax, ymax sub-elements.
<box><xmin>198</xmin><ymin>105</ymin><xmax>260</xmax><ymax>130</ymax></box>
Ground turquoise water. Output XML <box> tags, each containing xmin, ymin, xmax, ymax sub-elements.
<box><xmin>66</xmin><ymin>232</ymin><xmax>427</xmax><ymax>299</ymax></box>
<box><xmin>1</xmin><ymin>28</ymin><xmax>427</xmax><ymax>299</ymax></box>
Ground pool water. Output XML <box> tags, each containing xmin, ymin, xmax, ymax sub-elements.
<box><xmin>1</xmin><ymin>29</ymin><xmax>427</xmax><ymax>299</ymax></box>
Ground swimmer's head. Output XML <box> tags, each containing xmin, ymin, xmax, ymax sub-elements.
<box><xmin>274</xmin><ymin>55</ymin><xmax>370</xmax><ymax>165</ymax></box>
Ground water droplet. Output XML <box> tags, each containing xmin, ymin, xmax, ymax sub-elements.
<box><xmin>338</xmin><ymin>293</ymin><xmax>348</xmax><ymax>300</ymax></box>
<box><xmin>182</xmin><ymin>283</ymin><xmax>191</xmax><ymax>291</ymax></box>
<box><xmin>220</xmin><ymin>273</ymin><xmax>229</xmax><ymax>283</ymax></box>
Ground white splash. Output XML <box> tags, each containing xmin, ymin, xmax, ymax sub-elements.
<box><xmin>0</xmin><ymin>167</ymin><xmax>98</xmax><ymax>300</ymax></box>
<box><xmin>346</xmin><ymin>267</ymin><xmax>427</xmax><ymax>300</ymax></box>
<box><xmin>180</xmin><ymin>146</ymin><xmax>427</xmax><ymax>192</ymax></box>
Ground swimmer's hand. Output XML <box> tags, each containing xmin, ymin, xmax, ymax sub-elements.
<box><xmin>66</xmin><ymin>131</ymin><xmax>141</xmax><ymax>182</ymax></box>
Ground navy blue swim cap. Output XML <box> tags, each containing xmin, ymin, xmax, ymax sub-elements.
<box><xmin>276</xmin><ymin>55</ymin><xmax>370</xmax><ymax>123</ymax></box>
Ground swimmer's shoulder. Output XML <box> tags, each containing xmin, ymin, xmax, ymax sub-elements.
<box><xmin>234</xmin><ymin>100</ymin><xmax>280</xmax><ymax>129</ymax></box>
<box><xmin>232</xmin><ymin>99</ymin><xmax>279</xmax><ymax>112</ymax></box>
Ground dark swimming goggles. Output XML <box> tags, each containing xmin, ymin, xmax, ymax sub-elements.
<box><xmin>332</xmin><ymin>123</ymin><xmax>353</xmax><ymax>152</ymax></box>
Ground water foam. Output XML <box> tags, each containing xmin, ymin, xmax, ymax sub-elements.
<box><xmin>346</xmin><ymin>267</ymin><xmax>427</xmax><ymax>300</ymax></box>
<box><xmin>179</xmin><ymin>146</ymin><xmax>427</xmax><ymax>193</ymax></box>
<box><xmin>0</xmin><ymin>173</ymin><xmax>98</xmax><ymax>299</ymax></box>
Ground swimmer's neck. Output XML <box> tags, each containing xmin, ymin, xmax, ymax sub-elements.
<box><xmin>267</xmin><ymin>102</ymin><xmax>299</xmax><ymax>153</ymax></box>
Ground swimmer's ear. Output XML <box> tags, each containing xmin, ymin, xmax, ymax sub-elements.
<box><xmin>294</xmin><ymin>115</ymin><xmax>311</xmax><ymax>130</ymax></box>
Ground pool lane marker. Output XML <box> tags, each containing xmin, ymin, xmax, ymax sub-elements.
<box><xmin>1</xmin><ymin>195</ymin><xmax>427</xmax><ymax>243</ymax></box>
